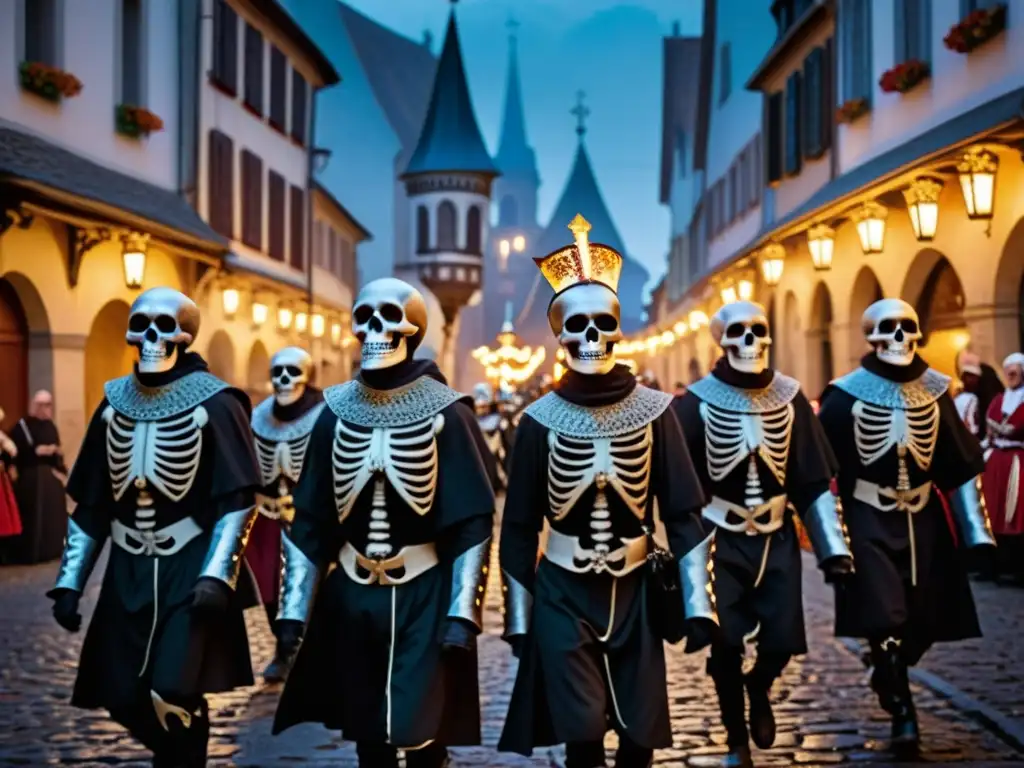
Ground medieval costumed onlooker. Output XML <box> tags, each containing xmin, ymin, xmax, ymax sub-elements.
<box><xmin>273</xmin><ymin>278</ymin><xmax>495</xmax><ymax>768</ymax></box>
<box><xmin>953</xmin><ymin>351</ymin><xmax>1002</xmax><ymax>443</ymax></box>
<box><xmin>10</xmin><ymin>389</ymin><xmax>68</xmax><ymax>563</ymax></box>
<box><xmin>0</xmin><ymin>408</ymin><xmax>23</xmax><ymax>542</ymax></box>
<box><xmin>48</xmin><ymin>287</ymin><xmax>262</xmax><ymax>766</ymax></box>
<box><xmin>473</xmin><ymin>381</ymin><xmax>507</xmax><ymax>493</ymax></box>
<box><xmin>672</xmin><ymin>301</ymin><xmax>852</xmax><ymax>768</ymax></box>
<box><xmin>498</xmin><ymin>215</ymin><xmax>713</xmax><ymax>768</ymax></box>
<box><xmin>982</xmin><ymin>352</ymin><xmax>1024</xmax><ymax>581</ymax></box>
<box><xmin>246</xmin><ymin>346</ymin><xmax>324</xmax><ymax>682</ymax></box>
<box><xmin>818</xmin><ymin>299</ymin><xmax>994</xmax><ymax>753</ymax></box>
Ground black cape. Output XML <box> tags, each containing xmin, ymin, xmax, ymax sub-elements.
<box><xmin>64</xmin><ymin>360</ymin><xmax>260</xmax><ymax>716</ymax></box>
<box><xmin>9</xmin><ymin>415</ymin><xmax>67</xmax><ymax>563</ymax></box>
<box><xmin>498</xmin><ymin>366</ymin><xmax>707</xmax><ymax>755</ymax></box>
<box><xmin>273</xmin><ymin>361</ymin><xmax>496</xmax><ymax>748</ymax></box>
<box><xmin>818</xmin><ymin>355</ymin><xmax>983</xmax><ymax>662</ymax></box>
<box><xmin>671</xmin><ymin>360</ymin><xmax>836</xmax><ymax>653</ymax></box>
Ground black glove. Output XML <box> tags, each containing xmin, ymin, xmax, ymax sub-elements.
<box><xmin>441</xmin><ymin>618</ymin><xmax>476</xmax><ymax>652</ymax></box>
<box><xmin>275</xmin><ymin>619</ymin><xmax>305</xmax><ymax>661</ymax></box>
<box><xmin>190</xmin><ymin>577</ymin><xmax>231</xmax><ymax>614</ymax></box>
<box><xmin>51</xmin><ymin>589</ymin><xmax>82</xmax><ymax>633</ymax></box>
<box><xmin>821</xmin><ymin>555</ymin><xmax>855</xmax><ymax>584</ymax></box>
<box><xmin>684</xmin><ymin>617</ymin><xmax>720</xmax><ymax>653</ymax></box>
<box><xmin>507</xmin><ymin>634</ymin><xmax>526</xmax><ymax>660</ymax></box>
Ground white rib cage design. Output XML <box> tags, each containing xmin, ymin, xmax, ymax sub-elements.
<box><xmin>331</xmin><ymin>415</ymin><xmax>444</xmax><ymax>534</ymax></box>
<box><xmin>700</xmin><ymin>402</ymin><xmax>794</xmax><ymax>488</ymax></box>
<box><xmin>255</xmin><ymin>432</ymin><xmax>313</xmax><ymax>487</ymax></box>
<box><xmin>851</xmin><ymin>400</ymin><xmax>939</xmax><ymax>470</ymax></box>
<box><xmin>547</xmin><ymin>425</ymin><xmax>652</xmax><ymax>523</ymax></box>
<box><xmin>104</xmin><ymin>405</ymin><xmax>207</xmax><ymax>504</ymax></box>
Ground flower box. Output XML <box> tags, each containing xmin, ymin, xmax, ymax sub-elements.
<box><xmin>836</xmin><ymin>97</ymin><xmax>870</xmax><ymax>125</ymax></box>
<box><xmin>879</xmin><ymin>59</ymin><xmax>930</xmax><ymax>94</ymax></box>
<box><xmin>115</xmin><ymin>104</ymin><xmax>165</xmax><ymax>139</ymax></box>
<box><xmin>944</xmin><ymin>4</ymin><xmax>1007</xmax><ymax>53</ymax></box>
<box><xmin>18</xmin><ymin>61</ymin><xmax>83</xmax><ymax>102</ymax></box>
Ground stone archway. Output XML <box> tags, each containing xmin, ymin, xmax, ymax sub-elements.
<box><xmin>848</xmin><ymin>266</ymin><xmax>883</xmax><ymax>366</ymax></box>
<box><xmin>994</xmin><ymin>216</ymin><xmax>1024</xmax><ymax>357</ymax></box>
<box><xmin>0</xmin><ymin>278</ymin><xmax>29</xmax><ymax>430</ymax></box>
<box><xmin>207</xmin><ymin>330</ymin><xmax>236</xmax><ymax>384</ymax></box>
<box><xmin>84</xmin><ymin>300</ymin><xmax>134</xmax><ymax>416</ymax></box>
<box><xmin>905</xmin><ymin>250</ymin><xmax>967</xmax><ymax>377</ymax></box>
<box><xmin>0</xmin><ymin>271</ymin><xmax>53</xmax><ymax>416</ymax></box>
<box><xmin>807</xmin><ymin>282</ymin><xmax>834</xmax><ymax>398</ymax></box>
<box><xmin>247</xmin><ymin>340</ymin><xmax>270</xmax><ymax>403</ymax></box>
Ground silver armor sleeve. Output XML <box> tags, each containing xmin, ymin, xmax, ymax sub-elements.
<box><xmin>199</xmin><ymin>507</ymin><xmax>257</xmax><ymax>589</ymax></box>
<box><xmin>948</xmin><ymin>477</ymin><xmax>996</xmax><ymax>548</ymax></box>
<box><xmin>53</xmin><ymin>518</ymin><xmax>102</xmax><ymax>593</ymax></box>
<box><xmin>501</xmin><ymin>569</ymin><xmax>533</xmax><ymax>639</ymax></box>
<box><xmin>278</xmin><ymin>531</ymin><xmax>320</xmax><ymax>623</ymax></box>
<box><xmin>801</xmin><ymin>490</ymin><xmax>853</xmax><ymax>564</ymax></box>
<box><xmin>678</xmin><ymin>531</ymin><xmax>718</xmax><ymax>624</ymax></box>
<box><xmin>448</xmin><ymin>537</ymin><xmax>491</xmax><ymax>631</ymax></box>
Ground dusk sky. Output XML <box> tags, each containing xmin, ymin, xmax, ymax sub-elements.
<box><xmin>344</xmin><ymin>0</ymin><xmax>704</xmax><ymax>291</ymax></box>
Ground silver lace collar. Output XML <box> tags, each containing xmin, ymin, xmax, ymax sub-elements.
<box><xmin>323</xmin><ymin>376</ymin><xmax>466</xmax><ymax>428</ymax></box>
<box><xmin>251</xmin><ymin>397</ymin><xmax>326</xmax><ymax>442</ymax></box>
<box><xmin>688</xmin><ymin>371</ymin><xmax>800</xmax><ymax>414</ymax></box>
<box><xmin>831</xmin><ymin>366</ymin><xmax>950</xmax><ymax>409</ymax></box>
<box><xmin>525</xmin><ymin>385</ymin><xmax>673</xmax><ymax>439</ymax></box>
<box><xmin>104</xmin><ymin>371</ymin><xmax>230</xmax><ymax>421</ymax></box>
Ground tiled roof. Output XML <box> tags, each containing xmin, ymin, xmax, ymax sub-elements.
<box><xmin>0</xmin><ymin>125</ymin><xmax>226</xmax><ymax>252</ymax></box>
<box><xmin>250</xmin><ymin>0</ymin><xmax>339</xmax><ymax>86</ymax></box>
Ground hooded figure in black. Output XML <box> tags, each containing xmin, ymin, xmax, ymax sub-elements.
<box><xmin>818</xmin><ymin>298</ymin><xmax>994</xmax><ymax>753</ymax></box>
<box><xmin>48</xmin><ymin>287</ymin><xmax>261</xmax><ymax>767</ymax></box>
<box><xmin>272</xmin><ymin>277</ymin><xmax>495</xmax><ymax>768</ymax></box>
<box><xmin>497</xmin><ymin>215</ymin><xmax>712</xmax><ymax>768</ymax></box>
<box><xmin>672</xmin><ymin>300</ymin><xmax>853</xmax><ymax>768</ymax></box>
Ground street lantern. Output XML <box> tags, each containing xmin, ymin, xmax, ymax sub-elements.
<box><xmin>251</xmin><ymin>301</ymin><xmax>268</xmax><ymax>326</ymax></box>
<box><xmin>673</xmin><ymin>320</ymin><xmax>689</xmax><ymax>336</ymax></box>
<box><xmin>311</xmin><ymin>313</ymin><xmax>325</xmax><ymax>338</ymax></box>
<box><xmin>720</xmin><ymin>285</ymin><xmax>738</xmax><ymax>304</ymax></box>
<box><xmin>807</xmin><ymin>223</ymin><xmax>835</xmax><ymax>271</ymax></box>
<box><xmin>903</xmin><ymin>177</ymin><xmax>943</xmax><ymax>241</ymax></box>
<box><xmin>121</xmin><ymin>232</ymin><xmax>148</xmax><ymax>289</ymax></box>
<box><xmin>851</xmin><ymin>201</ymin><xmax>887</xmax><ymax>254</ymax></box>
<box><xmin>688</xmin><ymin>309</ymin><xmax>709</xmax><ymax>328</ymax></box>
<box><xmin>277</xmin><ymin>306</ymin><xmax>293</xmax><ymax>330</ymax></box>
<box><xmin>760</xmin><ymin>242</ymin><xmax>785</xmax><ymax>286</ymax></box>
<box><xmin>512</xmin><ymin>234</ymin><xmax>526</xmax><ymax>252</ymax></box>
<box><xmin>737</xmin><ymin>279</ymin><xmax>754</xmax><ymax>301</ymax></box>
<box><xmin>295</xmin><ymin>312</ymin><xmax>308</xmax><ymax>333</ymax></box>
<box><xmin>222</xmin><ymin>288</ymin><xmax>240</xmax><ymax>318</ymax></box>
<box><xmin>331</xmin><ymin>322</ymin><xmax>342</xmax><ymax>346</ymax></box>
<box><xmin>957</xmin><ymin>147</ymin><xmax>998</xmax><ymax>220</ymax></box>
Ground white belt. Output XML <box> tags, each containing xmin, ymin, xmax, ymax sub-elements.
<box><xmin>111</xmin><ymin>517</ymin><xmax>204</xmax><ymax>557</ymax></box>
<box><xmin>702</xmin><ymin>495</ymin><xmax>787</xmax><ymax>535</ymax></box>
<box><xmin>853</xmin><ymin>479</ymin><xmax>932</xmax><ymax>514</ymax></box>
<box><xmin>339</xmin><ymin>542</ymin><xmax>439</xmax><ymax>586</ymax></box>
<box><xmin>542</xmin><ymin>527</ymin><xmax>648</xmax><ymax>576</ymax></box>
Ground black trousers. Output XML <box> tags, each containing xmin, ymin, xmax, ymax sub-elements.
<box><xmin>707</xmin><ymin>643</ymin><xmax>790</xmax><ymax>748</ymax></box>
<box><xmin>564</xmin><ymin>735</ymin><xmax>653</xmax><ymax>768</ymax></box>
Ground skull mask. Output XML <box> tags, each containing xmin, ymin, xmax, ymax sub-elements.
<box><xmin>549</xmin><ymin>282</ymin><xmax>622</xmax><ymax>376</ymax></box>
<box><xmin>125</xmin><ymin>287</ymin><xmax>199</xmax><ymax>375</ymax></box>
<box><xmin>712</xmin><ymin>301</ymin><xmax>772</xmax><ymax>375</ymax></box>
<box><xmin>473</xmin><ymin>382</ymin><xmax>494</xmax><ymax>415</ymax></box>
<box><xmin>497</xmin><ymin>383</ymin><xmax>517</xmax><ymax>414</ymax></box>
<box><xmin>270</xmin><ymin>347</ymin><xmax>312</xmax><ymax>406</ymax></box>
<box><xmin>862</xmin><ymin>298</ymin><xmax>921</xmax><ymax>367</ymax></box>
<box><xmin>352</xmin><ymin>278</ymin><xmax>427</xmax><ymax>371</ymax></box>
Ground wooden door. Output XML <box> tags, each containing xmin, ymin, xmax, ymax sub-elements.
<box><xmin>0</xmin><ymin>279</ymin><xmax>28</xmax><ymax>432</ymax></box>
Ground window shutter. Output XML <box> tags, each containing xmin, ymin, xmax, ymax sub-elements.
<box><xmin>802</xmin><ymin>48</ymin><xmax>824</xmax><ymax>159</ymax></box>
<box><xmin>822</xmin><ymin>39</ymin><xmax>834</xmax><ymax>153</ymax></box>
<box><xmin>291</xmin><ymin>71</ymin><xmax>308</xmax><ymax>145</ymax></box>
<box><xmin>212</xmin><ymin>0</ymin><xmax>238</xmax><ymax>94</ymax></box>
<box><xmin>268</xmin><ymin>171</ymin><xmax>285</xmax><ymax>261</ymax></box>
<box><xmin>766</xmin><ymin>93</ymin><xmax>783</xmax><ymax>184</ymax></box>
<box><xmin>243</xmin><ymin>23</ymin><xmax>263</xmax><ymax>115</ymax></box>
<box><xmin>269</xmin><ymin>46</ymin><xmax>287</xmax><ymax>130</ymax></box>
<box><xmin>784</xmin><ymin>71</ymin><xmax>802</xmax><ymax>176</ymax></box>
<box><xmin>241</xmin><ymin>150</ymin><xmax>263</xmax><ymax>250</ymax></box>
<box><xmin>289</xmin><ymin>185</ymin><xmax>306</xmax><ymax>271</ymax></box>
<box><xmin>208</xmin><ymin>130</ymin><xmax>234</xmax><ymax>238</ymax></box>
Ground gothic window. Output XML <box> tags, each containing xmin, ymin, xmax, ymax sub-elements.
<box><xmin>499</xmin><ymin>194</ymin><xmax>518</xmax><ymax>227</ymax></box>
<box><xmin>437</xmin><ymin>200</ymin><xmax>457</xmax><ymax>250</ymax></box>
<box><xmin>466</xmin><ymin>205</ymin><xmax>482</xmax><ymax>255</ymax></box>
<box><xmin>416</xmin><ymin>205</ymin><xmax>429</xmax><ymax>252</ymax></box>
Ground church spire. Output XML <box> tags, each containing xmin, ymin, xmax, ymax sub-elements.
<box><xmin>495</xmin><ymin>17</ymin><xmax>538</xmax><ymax>182</ymax></box>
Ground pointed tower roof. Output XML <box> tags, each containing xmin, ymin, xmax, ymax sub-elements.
<box><xmin>402</xmin><ymin>4</ymin><xmax>497</xmax><ymax>178</ymax></box>
<box><xmin>495</xmin><ymin>19</ymin><xmax>538</xmax><ymax>182</ymax></box>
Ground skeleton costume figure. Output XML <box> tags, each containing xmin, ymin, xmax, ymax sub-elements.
<box><xmin>245</xmin><ymin>346</ymin><xmax>324</xmax><ymax>682</ymax></box>
<box><xmin>818</xmin><ymin>299</ymin><xmax>993</xmax><ymax>752</ymax></box>
<box><xmin>671</xmin><ymin>301</ymin><xmax>852</xmax><ymax>768</ymax></box>
<box><xmin>48</xmin><ymin>287</ymin><xmax>261</xmax><ymax>767</ymax></box>
<box><xmin>498</xmin><ymin>215</ymin><xmax>711</xmax><ymax>768</ymax></box>
<box><xmin>272</xmin><ymin>278</ymin><xmax>495</xmax><ymax>768</ymax></box>
<box><xmin>473</xmin><ymin>382</ymin><xmax>512</xmax><ymax>492</ymax></box>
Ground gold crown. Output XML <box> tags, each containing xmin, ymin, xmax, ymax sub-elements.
<box><xmin>533</xmin><ymin>214</ymin><xmax>623</xmax><ymax>296</ymax></box>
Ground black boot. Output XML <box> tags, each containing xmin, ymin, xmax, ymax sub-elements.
<box><xmin>708</xmin><ymin>646</ymin><xmax>751</xmax><ymax>767</ymax></box>
<box><xmin>870</xmin><ymin>638</ymin><xmax>920</xmax><ymax>753</ymax></box>
<box><xmin>614</xmin><ymin>735</ymin><xmax>653</xmax><ymax>768</ymax></box>
<box><xmin>262</xmin><ymin>650</ymin><xmax>292</xmax><ymax>683</ymax></box>
<box><xmin>405</xmin><ymin>742</ymin><xmax>451</xmax><ymax>768</ymax></box>
<box><xmin>721</xmin><ymin>745</ymin><xmax>754</xmax><ymax>768</ymax></box>
<box><xmin>565</xmin><ymin>740</ymin><xmax>607</xmax><ymax>768</ymax></box>
<box><xmin>152</xmin><ymin>699</ymin><xmax>209</xmax><ymax>768</ymax></box>
<box><xmin>355</xmin><ymin>741</ymin><xmax>399</xmax><ymax>768</ymax></box>
<box><xmin>744</xmin><ymin>652</ymin><xmax>789</xmax><ymax>750</ymax></box>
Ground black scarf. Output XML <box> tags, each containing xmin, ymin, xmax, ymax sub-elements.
<box><xmin>710</xmin><ymin>356</ymin><xmax>775</xmax><ymax>390</ymax></box>
<box><xmin>860</xmin><ymin>352</ymin><xmax>929</xmax><ymax>383</ymax></box>
<box><xmin>359</xmin><ymin>358</ymin><xmax>448</xmax><ymax>391</ymax></box>
<box><xmin>135</xmin><ymin>351</ymin><xmax>209</xmax><ymax>388</ymax></box>
<box><xmin>556</xmin><ymin>364</ymin><xmax>637</xmax><ymax>407</ymax></box>
<box><xmin>272</xmin><ymin>386</ymin><xmax>324</xmax><ymax>421</ymax></box>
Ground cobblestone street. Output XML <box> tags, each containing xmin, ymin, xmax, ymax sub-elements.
<box><xmin>2</xmin><ymin>547</ymin><xmax>1023</xmax><ymax>767</ymax></box>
